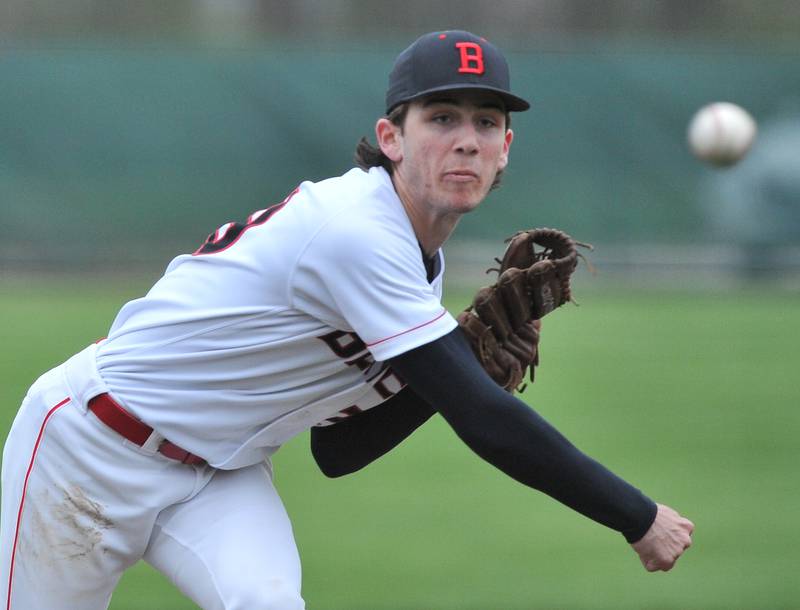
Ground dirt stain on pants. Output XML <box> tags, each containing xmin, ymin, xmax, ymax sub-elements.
<box><xmin>22</xmin><ymin>485</ymin><xmax>115</xmax><ymax>565</ymax></box>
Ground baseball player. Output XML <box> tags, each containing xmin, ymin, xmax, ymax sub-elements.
<box><xmin>1</xmin><ymin>30</ymin><xmax>693</xmax><ymax>609</ymax></box>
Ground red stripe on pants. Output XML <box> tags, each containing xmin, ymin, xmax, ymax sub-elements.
<box><xmin>5</xmin><ymin>397</ymin><xmax>71</xmax><ymax>610</ymax></box>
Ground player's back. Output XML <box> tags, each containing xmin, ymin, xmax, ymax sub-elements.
<box><xmin>92</xmin><ymin>166</ymin><xmax>419</xmax><ymax>467</ymax></box>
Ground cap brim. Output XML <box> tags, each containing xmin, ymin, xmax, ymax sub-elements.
<box><xmin>388</xmin><ymin>84</ymin><xmax>530</xmax><ymax>114</ymax></box>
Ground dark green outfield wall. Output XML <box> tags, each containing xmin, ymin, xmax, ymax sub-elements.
<box><xmin>2</xmin><ymin>42</ymin><xmax>799</xmax><ymax>267</ymax></box>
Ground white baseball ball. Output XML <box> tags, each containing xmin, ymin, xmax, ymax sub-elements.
<box><xmin>687</xmin><ymin>102</ymin><xmax>757</xmax><ymax>167</ymax></box>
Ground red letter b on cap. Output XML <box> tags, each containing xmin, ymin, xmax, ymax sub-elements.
<box><xmin>455</xmin><ymin>42</ymin><xmax>484</xmax><ymax>75</ymax></box>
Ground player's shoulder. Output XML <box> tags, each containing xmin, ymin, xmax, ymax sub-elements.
<box><xmin>299</xmin><ymin>167</ymin><xmax>418</xmax><ymax>262</ymax></box>
<box><xmin>303</xmin><ymin>166</ymin><xmax>396</xmax><ymax>213</ymax></box>
<box><xmin>305</xmin><ymin>167</ymin><xmax>411</xmax><ymax>240</ymax></box>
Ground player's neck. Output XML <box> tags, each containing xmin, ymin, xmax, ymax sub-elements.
<box><xmin>416</xmin><ymin>216</ymin><xmax>460</xmax><ymax>258</ymax></box>
<box><xmin>392</xmin><ymin>177</ymin><xmax>459</xmax><ymax>257</ymax></box>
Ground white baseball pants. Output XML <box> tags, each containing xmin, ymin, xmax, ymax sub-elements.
<box><xmin>1</xmin><ymin>346</ymin><xmax>305</xmax><ymax>609</ymax></box>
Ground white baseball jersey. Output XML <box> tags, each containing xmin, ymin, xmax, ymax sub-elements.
<box><xmin>95</xmin><ymin>166</ymin><xmax>457</xmax><ymax>469</ymax></box>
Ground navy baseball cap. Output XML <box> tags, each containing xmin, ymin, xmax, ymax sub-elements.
<box><xmin>385</xmin><ymin>30</ymin><xmax>530</xmax><ymax>114</ymax></box>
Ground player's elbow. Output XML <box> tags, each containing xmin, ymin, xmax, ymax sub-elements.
<box><xmin>310</xmin><ymin>434</ymin><xmax>362</xmax><ymax>478</ymax></box>
<box><xmin>313</xmin><ymin>454</ymin><xmax>357</xmax><ymax>478</ymax></box>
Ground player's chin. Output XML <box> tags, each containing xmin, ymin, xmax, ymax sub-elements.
<box><xmin>447</xmin><ymin>195</ymin><xmax>484</xmax><ymax>215</ymax></box>
<box><xmin>443</xmin><ymin>185</ymin><xmax>489</xmax><ymax>212</ymax></box>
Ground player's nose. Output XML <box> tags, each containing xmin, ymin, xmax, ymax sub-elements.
<box><xmin>453</xmin><ymin>123</ymin><xmax>480</xmax><ymax>155</ymax></box>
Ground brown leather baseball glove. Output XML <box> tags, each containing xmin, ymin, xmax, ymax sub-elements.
<box><xmin>457</xmin><ymin>228</ymin><xmax>591</xmax><ymax>392</ymax></box>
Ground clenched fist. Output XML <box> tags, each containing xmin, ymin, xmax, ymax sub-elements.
<box><xmin>631</xmin><ymin>504</ymin><xmax>694</xmax><ymax>572</ymax></box>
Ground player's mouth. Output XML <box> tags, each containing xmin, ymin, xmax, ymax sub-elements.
<box><xmin>443</xmin><ymin>170</ymin><xmax>479</xmax><ymax>182</ymax></box>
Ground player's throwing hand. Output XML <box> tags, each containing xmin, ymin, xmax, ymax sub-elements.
<box><xmin>631</xmin><ymin>504</ymin><xmax>694</xmax><ymax>572</ymax></box>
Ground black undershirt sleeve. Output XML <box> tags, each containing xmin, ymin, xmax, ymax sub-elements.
<box><xmin>392</xmin><ymin>327</ymin><xmax>657</xmax><ymax>543</ymax></box>
<box><xmin>311</xmin><ymin>327</ymin><xmax>657</xmax><ymax>543</ymax></box>
<box><xmin>310</xmin><ymin>387</ymin><xmax>435</xmax><ymax>478</ymax></box>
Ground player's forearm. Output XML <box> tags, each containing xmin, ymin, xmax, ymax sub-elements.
<box><xmin>310</xmin><ymin>388</ymin><xmax>435</xmax><ymax>477</ymax></box>
<box><xmin>389</xmin><ymin>329</ymin><xmax>657</xmax><ymax>542</ymax></box>
<box><xmin>446</xmin><ymin>397</ymin><xmax>657</xmax><ymax>542</ymax></box>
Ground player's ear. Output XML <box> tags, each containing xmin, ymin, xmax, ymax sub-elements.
<box><xmin>498</xmin><ymin>128</ymin><xmax>513</xmax><ymax>171</ymax></box>
<box><xmin>376</xmin><ymin>118</ymin><xmax>403</xmax><ymax>163</ymax></box>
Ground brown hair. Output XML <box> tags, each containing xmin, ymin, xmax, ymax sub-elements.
<box><xmin>354</xmin><ymin>102</ymin><xmax>511</xmax><ymax>190</ymax></box>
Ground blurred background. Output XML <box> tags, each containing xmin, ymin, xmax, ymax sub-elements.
<box><xmin>2</xmin><ymin>0</ymin><xmax>800</xmax><ymax>283</ymax></box>
<box><xmin>2</xmin><ymin>2</ymin><xmax>800</xmax><ymax>609</ymax></box>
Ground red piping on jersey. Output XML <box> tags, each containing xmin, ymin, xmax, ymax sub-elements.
<box><xmin>365</xmin><ymin>308</ymin><xmax>449</xmax><ymax>348</ymax></box>
<box><xmin>6</xmin><ymin>397</ymin><xmax>71</xmax><ymax>610</ymax></box>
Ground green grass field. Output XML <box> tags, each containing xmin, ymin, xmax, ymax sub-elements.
<box><xmin>1</xmin><ymin>275</ymin><xmax>798</xmax><ymax>609</ymax></box>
